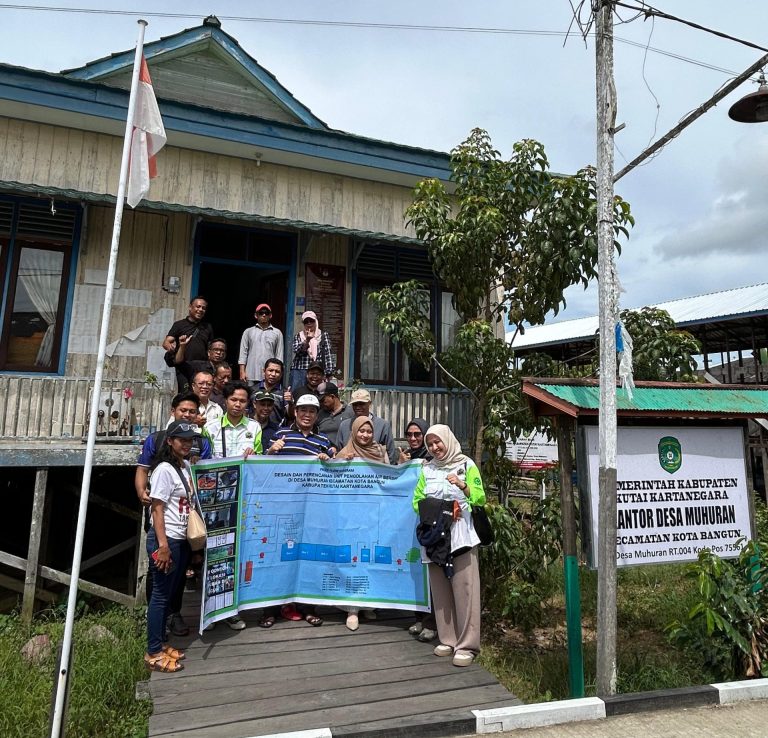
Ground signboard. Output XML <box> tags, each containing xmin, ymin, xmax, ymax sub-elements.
<box><xmin>305</xmin><ymin>263</ymin><xmax>346</xmax><ymax>375</ymax></box>
<box><xmin>193</xmin><ymin>457</ymin><xmax>429</xmax><ymax>631</ymax></box>
<box><xmin>579</xmin><ymin>425</ymin><xmax>752</xmax><ymax>567</ymax></box>
<box><xmin>506</xmin><ymin>430</ymin><xmax>558</xmax><ymax>470</ymax></box>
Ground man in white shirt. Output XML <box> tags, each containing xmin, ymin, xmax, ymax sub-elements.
<box><xmin>191</xmin><ymin>370</ymin><xmax>223</xmax><ymax>424</ymax></box>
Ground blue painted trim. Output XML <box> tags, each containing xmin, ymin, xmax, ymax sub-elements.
<box><xmin>63</xmin><ymin>26</ymin><xmax>328</xmax><ymax>130</ymax></box>
<box><xmin>57</xmin><ymin>204</ymin><xmax>83</xmax><ymax>374</ymax></box>
<box><xmin>286</xmin><ymin>241</ymin><xmax>297</xmax><ymax>370</ymax></box>
<box><xmin>0</xmin><ymin>66</ymin><xmax>452</xmax><ymax>181</ymax></box>
<box><xmin>349</xmin><ymin>264</ymin><xmax>357</xmax><ymax>380</ymax></box>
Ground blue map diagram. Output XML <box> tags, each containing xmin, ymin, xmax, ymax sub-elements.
<box><xmin>235</xmin><ymin>459</ymin><xmax>429</xmax><ymax>611</ymax></box>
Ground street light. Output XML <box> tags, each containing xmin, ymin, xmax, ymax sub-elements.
<box><xmin>728</xmin><ymin>72</ymin><xmax>768</xmax><ymax>123</ymax></box>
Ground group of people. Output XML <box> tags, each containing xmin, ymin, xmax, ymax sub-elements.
<box><xmin>139</xmin><ymin>298</ymin><xmax>486</xmax><ymax>674</ymax></box>
<box><xmin>161</xmin><ymin>296</ymin><xmax>335</xmax><ymax>396</ymax></box>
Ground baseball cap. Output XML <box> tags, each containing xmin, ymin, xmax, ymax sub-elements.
<box><xmin>350</xmin><ymin>388</ymin><xmax>371</xmax><ymax>404</ymax></box>
<box><xmin>317</xmin><ymin>381</ymin><xmax>339</xmax><ymax>397</ymax></box>
<box><xmin>307</xmin><ymin>360</ymin><xmax>324</xmax><ymax>372</ymax></box>
<box><xmin>295</xmin><ymin>394</ymin><xmax>320</xmax><ymax>409</ymax></box>
<box><xmin>251</xmin><ymin>389</ymin><xmax>276</xmax><ymax>403</ymax></box>
<box><xmin>166</xmin><ymin>420</ymin><xmax>198</xmax><ymax>439</ymax></box>
<box><xmin>255</xmin><ymin>303</ymin><xmax>272</xmax><ymax>313</ymax></box>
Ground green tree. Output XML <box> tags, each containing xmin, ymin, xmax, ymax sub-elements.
<box><xmin>620</xmin><ymin>306</ymin><xmax>701</xmax><ymax>382</ymax></box>
<box><xmin>369</xmin><ymin>128</ymin><xmax>634</xmax><ymax>466</ymax></box>
<box><xmin>520</xmin><ymin>306</ymin><xmax>701</xmax><ymax>382</ymax></box>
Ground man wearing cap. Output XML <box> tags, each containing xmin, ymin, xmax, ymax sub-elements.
<box><xmin>337</xmin><ymin>388</ymin><xmax>398</xmax><ymax>464</ymax></box>
<box><xmin>286</xmin><ymin>360</ymin><xmax>325</xmax><ymax>423</ymax></box>
<box><xmin>250</xmin><ymin>389</ymin><xmax>282</xmax><ymax>449</ymax></box>
<box><xmin>239</xmin><ymin>304</ymin><xmax>284</xmax><ymax>386</ymax></box>
<box><xmin>268</xmin><ymin>394</ymin><xmax>333</xmax><ymax>458</ymax></box>
<box><xmin>205</xmin><ymin>381</ymin><xmax>262</xmax><ymax>458</ymax></box>
<box><xmin>317</xmin><ymin>382</ymin><xmax>353</xmax><ymax>449</ymax></box>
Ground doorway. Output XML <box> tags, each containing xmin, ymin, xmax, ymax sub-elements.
<box><xmin>194</xmin><ymin>223</ymin><xmax>296</xmax><ymax>369</ymax></box>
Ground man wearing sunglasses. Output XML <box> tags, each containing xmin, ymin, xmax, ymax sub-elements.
<box><xmin>239</xmin><ymin>303</ymin><xmax>284</xmax><ymax>386</ymax></box>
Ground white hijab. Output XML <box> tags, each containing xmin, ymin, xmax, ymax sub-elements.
<box><xmin>425</xmin><ymin>424</ymin><xmax>470</xmax><ymax>471</ymax></box>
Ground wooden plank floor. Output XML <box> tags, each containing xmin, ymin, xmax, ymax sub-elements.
<box><xmin>148</xmin><ymin>594</ymin><xmax>520</xmax><ymax>738</ymax></box>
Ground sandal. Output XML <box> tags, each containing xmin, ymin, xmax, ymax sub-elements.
<box><xmin>304</xmin><ymin>613</ymin><xmax>323</xmax><ymax>627</ymax></box>
<box><xmin>281</xmin><ymin>604</ymin><xmax>302</xmax><ymax>621</ymax></box>
<box><xmin>259</xmin><ymin>615</ymin><xmax>276</xmax><ymax>628</ymax></box>
<box><xmin>145</xmin><ymin>652</ymin><xmax>184</xmax><ymax>673</ymax></box>
<box><xmin>162</xmin><ymin>645</ymin><xmax>185</xmax><ymax>660</ymax></box>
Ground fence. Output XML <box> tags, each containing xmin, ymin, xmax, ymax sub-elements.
<box><xmin>0</xmin><ymin>375</ymin><xmax>171</xmax><ymax>441</ymax></box>
<box><xmin>0</xmin><ymin>376</ymin><xmax>474</xmax><ymax>445</ymax></box>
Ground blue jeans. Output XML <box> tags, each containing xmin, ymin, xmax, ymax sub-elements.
<box><xmin>289</xmin><ymin>368</ymin><xmax>307</xmax><ymax>392</ymax></box>
<box><xmin>146</xmin><ymin>529</ymin><xmax>189</xmax><ymax>654</ymax></box>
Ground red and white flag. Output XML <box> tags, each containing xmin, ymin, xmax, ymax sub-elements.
<box><xmin>126</xmin><ymin>56</ymin><xmax>166</xmax><ymax>208</ymax></box>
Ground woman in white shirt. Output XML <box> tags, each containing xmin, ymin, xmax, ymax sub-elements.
<box><xmin>144</xmin><ymin>421</ymin><xmax>197</xmax><ymax>673</ymax></box>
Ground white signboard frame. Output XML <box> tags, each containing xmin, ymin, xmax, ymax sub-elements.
<box><xmin>578</xmin><ymin>425</ymin><xmax>753</xmax><ymax>568</ymax></box>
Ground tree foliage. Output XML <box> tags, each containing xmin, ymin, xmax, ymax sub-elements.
<box><xmin>620</xmin><ymin>307</ymin><xmax>701</xmax><ymax>382</ymax></box>
<box><xmin>370</xmin><ymin>128</ymin><xmax>634</xmax><ymax>466</ymax></box>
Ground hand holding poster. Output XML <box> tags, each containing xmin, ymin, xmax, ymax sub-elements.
<box><xmin>193</xmin><ymin>457</ymin><xmax>429</xmax><ymax>631</ymax></box>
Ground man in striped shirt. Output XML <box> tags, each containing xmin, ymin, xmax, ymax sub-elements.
<box><xmin>267</xmin><ymin>394</ymin><xmax>332</xmax><ymax>458</ymax></box>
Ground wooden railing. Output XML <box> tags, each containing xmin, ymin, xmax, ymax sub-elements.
<box><xmin>0</xmin><ymin>376</ymin><xmax>474</xmax><ymax>444</ymax></box>
<box><xmin>0</xmin><ymin>375</ymin><xmax>172</xmax><ymax>441</ymax></box>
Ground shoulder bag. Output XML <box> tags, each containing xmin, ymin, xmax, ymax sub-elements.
<box><xmin>471</xmin><ymin>504</ymin><xmax>495</xmax><ymax>547</ymax></box>
<box><xmin>173</xmin><ymin>465</ymin><xmax>208</xmax><ymax>551</ymax></box>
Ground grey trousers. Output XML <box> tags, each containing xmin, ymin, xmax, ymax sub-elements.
<box><xmin>428</xmin><ymin>546</ymin><xmax>481</xmax><ymax>654</ymax></box>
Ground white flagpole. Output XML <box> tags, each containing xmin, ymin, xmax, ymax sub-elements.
<box><xmin>50</xmin><ymin>19</ymin><xmax>148</xmax><ymax>738</ymax></box>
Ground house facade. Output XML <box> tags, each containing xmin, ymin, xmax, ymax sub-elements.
<box><xmin>0</xmin><ymin>16</ymin><xmax>471</xmax><ymax>448</ymax></box>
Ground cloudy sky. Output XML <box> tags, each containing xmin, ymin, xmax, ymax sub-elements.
<box><xmin>3</xmin><ymin>1</ymin><xmax>767</xmax><ymax>323</ymax></box>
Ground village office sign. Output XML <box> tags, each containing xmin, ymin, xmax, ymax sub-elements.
<box><xmin>579</xmin><ymin>426</ymin><xmax>752</xmax><ymax>567</ymax></box>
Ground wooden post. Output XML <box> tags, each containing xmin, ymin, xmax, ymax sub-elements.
<box><xmin>135</xmin><ymin>511</ymin><xmax>149</xmax><ymax>605</ymax></box>
<box><xmin>595</xmin><ymin>0</ymin><xmax>619</xmax><ymax>697</ymax></box>
<box><xmin>22</xmin><ymin>468</ymin><xmax>48</xmax><ymax>624</ymax></box>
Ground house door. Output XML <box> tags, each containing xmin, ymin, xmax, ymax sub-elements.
<box><xmin>194</xmin><ymin>223</ymin><xmax>296</xmax><ymax>370</ymax></box>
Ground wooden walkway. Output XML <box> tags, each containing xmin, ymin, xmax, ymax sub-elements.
<box><xmin>148</xmin><ymin>596</ymin><xmax>519</xmax><ymax>738</ymax></box>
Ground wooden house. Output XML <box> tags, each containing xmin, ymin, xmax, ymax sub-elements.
<box><xmin>0</xmin><ymin>17</ymin><xmax>470</xmax><ymax>611</ymax></box>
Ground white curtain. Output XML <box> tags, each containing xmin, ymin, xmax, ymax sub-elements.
<box><xmin>360</xmin><ymin>285</ymin><xmax>389</xmax><ymax>381</ymax></box>
<box><xmin>17</xmin><ymin>248</ymin><xmax>63</xmax><ymax>368</ymax></box>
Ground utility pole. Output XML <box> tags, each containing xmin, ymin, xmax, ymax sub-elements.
<box><xmin>595</xmin><ymin>0</ymin><xmax>618</xmax><ymax>697</ymax></box>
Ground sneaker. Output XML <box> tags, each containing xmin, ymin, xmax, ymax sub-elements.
<box><xmin>168</xmin><ymin>613</ymin><xmax>190</xmax><ymax>637</ymax></box>
<box><xmin>452</xmin><ymin>650</ymin><xmax>475</xmax><ymax>667</ymax></box>
<box><xmin>408</xmin><ymin>622</ymin><xmax>424</xmax><ymax>636</ymax></box>
<box><xmin>434</xmin><ymin>644</ymin><xmax>453</xmax><ymax>657</ymax></box>
<box><xmin>226</xmin><ymin>616</ymin><xmax>246</xmax><ymax>631</ymax></box>
<box><xmin>346</xmin><ymin>613</ymin><xmax>359</xmax><ymax>631</ymax></box>
<box><xmin>417</xmin><ymin>627</ymin><xmax>437</xmax><ymax>642</ymax></box>
<box><xmin>204</xmin><ymin>623</ymin><xmax>216</xmax><ymax>632</ymax></box>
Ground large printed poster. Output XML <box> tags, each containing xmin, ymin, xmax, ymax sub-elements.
<box><xmin>581</xmin><ymin>426</ymin><xmax>753</xmax><ymax>568</ymax></box>
<box><xmin>193</xmin><ymin>457</ymin><xmax>429</xmax><ymax>630</ymax></box>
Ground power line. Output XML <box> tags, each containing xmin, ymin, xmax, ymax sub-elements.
<box><xmin>0</xmin><ymin>3</ymin><xmax>752</xmax><ymax>78</ymax></box>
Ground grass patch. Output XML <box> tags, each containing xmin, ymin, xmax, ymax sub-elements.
<box><xmin>480</xmin><ymin>561</ymin><xmax>713</xmax><ymax>702</ymax></box>
<box><xmin>0</xmin><ymin>607</ymin><xmax>150</xmax><ymax>738</ymax></box>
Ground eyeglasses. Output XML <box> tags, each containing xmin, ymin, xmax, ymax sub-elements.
<box><xmin>173</xmin><ymin>423</ymin><xmax>197</xmax><ymax>433</ymax></box>
<box><xmin>303</xmin><ymin>318</ymin><xmax>315</xmax><ymax>324</ymax></box>
<box><xmin>257</xmin><ymin>310</ymin><xmax>271</xmax><ymax>316</ymax></box>
<box><xmin>210</xmin><ymin>346</ymin><xmax>226</xmax><ymax>353</ymax></box>
<box><xmin>406</xmin><ymin>432</ymin><xmax>423</xmax><ymax>438</ymax></box>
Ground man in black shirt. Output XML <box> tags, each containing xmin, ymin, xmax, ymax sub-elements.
<box><xmin>171</xmin><ymin>336</ymin><xmax>227</xmax><ymax>392</ymax></box>
<box><xmin>163</xmin><ymin>296</ymin><xmax>214</xmax><ymax>362</ymax></box>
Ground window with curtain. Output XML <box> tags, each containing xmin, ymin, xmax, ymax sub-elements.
<box><xmin>357</xmin><ymin>282</ymin><xmax>392</xmax><ymax>383</ymax></box>
<box><xmin>0</xmin><ymin>200</ymin><xmax>77</xmax><ymax>373</ymax></box>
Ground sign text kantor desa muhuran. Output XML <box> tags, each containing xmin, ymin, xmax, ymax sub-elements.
<box><xmin>580</xmin><ymin>426</ymin><xmax>753</xmax><ymax>567</ymax></box>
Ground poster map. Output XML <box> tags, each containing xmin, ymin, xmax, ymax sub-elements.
<box><xmin>192</xmin><ymin>457</ymin><xmax>429</xmax><ymax>630</ymax></box>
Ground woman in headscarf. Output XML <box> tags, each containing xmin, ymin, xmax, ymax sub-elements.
<box><xmin>398</xmin><ymin>418</ymin><xmax>431</xmax><ymax>463</ymax></box>
<box><xmin>289</xmin><ymin>310</ymin><xmax>334</xmax><ymax>391</ymax></box>
<box><xmin>337</xmin><ymin>416</ymin><xmax>388</xmax><ymax>463</ymax></box>
<box><xmin>336</xmin><ymin>416</ymin><xmax>389</xmax><ymax>630</ymax></box>
<box><xmin>412</xmin><ymin>424</ymin><xmax>485</xmax><ymax>667</ymax></box>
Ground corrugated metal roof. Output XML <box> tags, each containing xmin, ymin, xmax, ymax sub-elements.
<box><xmin>510</xmin><ymin>282</ymin><xmax>768</xmax><ymax>349</ymax></box>
<box><xmin>535</xmin><ymin>382</ymin><xmax>768</xmax><ymax>415</ymax></box>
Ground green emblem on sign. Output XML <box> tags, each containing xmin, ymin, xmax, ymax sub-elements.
<box><xmin>658</xmin><ymin>436</ymin><xmax>682</xmax><ymax>474</ymax></box>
